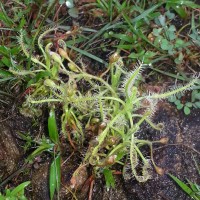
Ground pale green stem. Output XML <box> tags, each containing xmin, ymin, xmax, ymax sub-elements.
<box><xmin>30</xmin><ymin>99</ymin><xmax>62</xmax><ymax>104</ymax></box>
<box><xmin>70</xmin><ymin>95</ymin><xmax>125</xmax><ymax>106</ymax></box>
<box><xmin>131</xmin><ymin>135</ymin><xmax>148</xmax><ymax>164</ymax></box>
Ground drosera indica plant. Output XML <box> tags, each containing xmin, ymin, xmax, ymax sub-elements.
<box><xmin>15</xmin><ymin>28</ymin><xmax>199</xmax><ymax>190</ymax></box>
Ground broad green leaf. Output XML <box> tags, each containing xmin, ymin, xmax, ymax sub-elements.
<box><xmin>68</xmin><ymin>7</ymin><xmax>78</xmax><ymax>18</ymax></box>
<box><xmin>175</xmin><ymin>39</ymin><xmax>185</xmax><ymax>48</ymax></box>
<box><xmin>161</xmin><ymin>39</ymin><xmax>170</xmax><ymax>50</ymax></box>
<box><xmin>59</xmin><ymin>0</ymin><xmax>66</xmax><ymax>4</ymax></box>
<box><xmin>165</xmin><ymin>10</ymin><xmax>175</xmax><ymax>19</ymax></box>
<box><xmin>191</xmin><ymin>90</ymin><xmax>198</xmax><ymax>102</ymax></box>
<box><xmin>50</xmin><ymin>154</ymin><xmax>61</xmax><ymax>200</ymax></box>
<box><xmin>0</xmin><ymin>70</ymin><xmax>13</xmax><ymax>78</ymax></box>
<box><xmin>103</xmin><ymin>169</ymin><xmax>115</xmax><ymax>188</ymax></box>
<box><xmin>175</xmin><ymin>99</ymin><xmax>181</xmax><ymax>105</ymax></box>
<box><xmin>168</xmin><ymin>96</ymin><xmax>177</xmax><ymax>102</ymax></box>
<box><xmin>152</xmin><ymin>28</ymin><xmax>162</xmax><ymax>37</ymax></box>
<box><xmin>158</xmin><ymin>15</ymin><xmax>166</xmax><ymax>27</ymax></box>
<box><xmin>184</xmin><ymin>106</ymin><xmax>191</xmax><ymax>115</ymax></box>
<box><xmin>176</xmin><ymin>93</ymin><xmax>183</xmax><ymax>99</ymax></box>
<box><xmin>1</xmin><ymin>57</ymin><xmax>11</xmax><ymax>67</ymax></box>
<box><xmin>115</xmin><ymin>44</ymin><xmax>134</xmax><ymax>50</ymax></box>
<box><xmin>48</xmin><ymin>108</ymin><xmax>59</xmax><ymax>144</ymax></box>
<box><xmin>194</xmin><ymin>93</ymin><xmax>200</xmax><ymax>100</ymax></box>
<box><xmin>0</xmin><ymin>46</ymin><xmax>10</xmax><ymax>57</ymax></box>
<box><xmin>185</xmin><ymin>102</ymin><xmax>193</xmax><ymax>107</ymax></box>
<box><xmin>177</xmin><ymin>103</ymin><xmax>183</xmax><ymax>110</ymax></box>
<box><xmin>194</xmin><ymin>102</ymin><xmax>200</xmax><ymax>108</ymax></box>
<box><xmin>167</xmin><ymin>25</ymin><xmax>176</xmax><ymax>41</ymax></box>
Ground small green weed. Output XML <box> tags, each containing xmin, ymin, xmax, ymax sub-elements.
<box><xmin>18</xmin><ymin>109</ymin><xmax>60</xmax><ymax>199</ymax></box>
<box><xmin>48</xmin><ymin>108</ymin><xmax>61</xmax><ymax>200</ymax></box>
<box><xmin>152</xmin><ymin>11</ymin><xmax>192</xmax><ymax>65</ymax></box>
<box><xmin>168</xmin><ymin>89</ymin><xmax>200</xmax><ymax>115</ymax></box>
<box><xmin>0</xmin><ymin>181</ymin><xmax>30</xmax><ymax>200</ymax></box>
<box><xmin>15</xmin><ymin>27</ymin><xmax>199</xmax><ymax>187</ymax></box>
<box><xmin>169</xmin><ymin>174</ymin><xmax>200</xmax><ymax>200</ymax></box>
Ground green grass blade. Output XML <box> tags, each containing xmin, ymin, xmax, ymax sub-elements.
<box><xmin>0</xmin><ymin>91</ymin><xmax>13</xmax><ymax>98</ymax></box>
<box><xmin>0</xmin><ymin>3</ymin><xmax>14</xmax><ymax>26</ymax></box>
<box><xmin>165</xmin><ymin>0</ymin><xmax>200</xmax><ymax>9</ymax></box>
<box><xmin>30</xmin><ymin>143</ymin><xmax>53</xmax><ymax>159</ymax></box>
<box><xmin>148</xmin><ymin>65</ymin><xmax>187</xmax><ymax>81</ymax></box>
<box><xmin>50</xmin><ymin>154</ymin><xmax>61</xmax><ymax>200</ymax></box>
<box><xmin>0</xmin><ymin>70</ymin><xmax>13</xmax><ymax>78</ymax></box>
<box><xmin>122</xmin><ymin>12</ymin><xmax>162</xmax><ymax>51</ymax></box>
<box><xmin>131</xmin><ymin>2</ymin><xmax>163</xmax><ymax>23</ymax></box>
<box><xmin>83</xmin><ymin>22</ymin><xmax>112</xmax><ymax>48</ymax></box>
<box><xmin>10</xmin><ymin>181</ymin><xmax>31</xmax><ymax>196</ymax></box>
<box><xmin>169</xmin><ymin>174</ymin><xmax>193</xmax><ymax>196</ymax></box>
<box><xmin>67</xmin><ymin>44</ymin><xmax>108</xmax><ymax>65</ymax></box>
<box><xmin>187</xmin><ymin>179</ymin><xmax>199</xmax><ymax>193</ymax></box>
<box><xmin>0</xmin><ymin>77</ymin><xmax>15</xmax><ymax>83</ymax></box>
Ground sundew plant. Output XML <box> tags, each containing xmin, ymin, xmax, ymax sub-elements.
<box><xmin>15</xmin><ymin>28</ymin><xmax>198</xmax><ymax>183</ymax></box>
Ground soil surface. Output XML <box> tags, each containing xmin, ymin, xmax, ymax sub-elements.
<box><xmin>0</xmin><ymin>98</ymin><xmax>199</xmax><ymax>200</ymax></box>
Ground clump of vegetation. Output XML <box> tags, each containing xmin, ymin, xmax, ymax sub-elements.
<box><xmin>1</xmin><ymin>0</ymin><xmax>200</xmax><ymax>199</ymax></box>
<box><xmin>0</xmin><ymin>181</ymin><xmax>30</xmax><ymax>200</ymax></box>
<box><xmin>14</xmin><ymin>27</ymin><xmax>198</xmax><ymax>196</ymax></box>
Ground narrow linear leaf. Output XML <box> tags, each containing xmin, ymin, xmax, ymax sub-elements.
<box><xmin>169</xmin><ymin>174</ymin><xmax>193</xmax><ymax>195</ymax></box>
<box><xmin>48</xmin><ymin>108</ymin><xmax>59</xmax><ymax>144</ymax></box>
<box><xmin>30</xmin><ymin>143</ymin><xmax>53</xmax><ymax>159</ymax></box>
<box><xmin>10</xmin><ymin>181</ymin><xmax>31</xmax><ymax>196</ymax></box>
<box><xmin>50</xmin><ymin>154</ymin><xmax>61</xmax><ymax>200</ymax></box>
<box><xmin>67</xmin><ymin>44</ymin><xmax>108</xmax><ymax>65</ymax></box>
